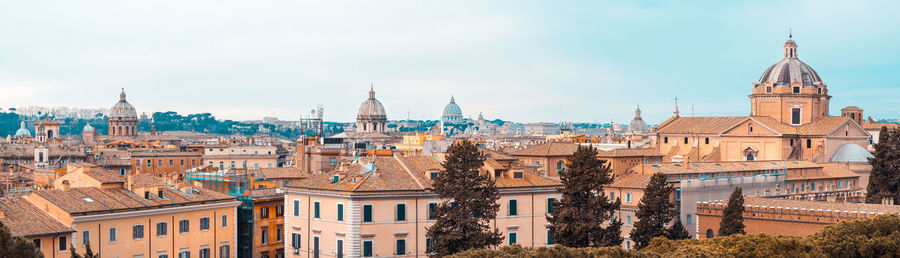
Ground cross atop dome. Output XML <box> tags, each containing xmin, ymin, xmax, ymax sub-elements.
<box><xmin>369</xmin><ymin>83</ymin><xmax>375</xmax><ymax>99</ymax></box>
<box><xmin>120</xmin><ymin>88</ymin><xmax>127</xmax><ymax>101</ymax></box>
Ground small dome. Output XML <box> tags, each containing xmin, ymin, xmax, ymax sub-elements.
<box><xmin>756</xmin><ymin>38</ymin><xmax>823</xmax><ymax>88</ymax></box>
<box><xmin>629</xmin><ymin>105</ymin><xmax>649</xmax><ymax>132</ymax></box>
<box><xmin>83</xmin><ymin>123</ymin><xmax>95</xmax><ymax>132</ymax></box>
<box><xmin>110</xmin><ymin>89</ymin><xmax>138</xmax><ymax>119</ymax></box>
<box><xmin>14</xmin><ymin>121</ymin><xmax>30</xmax><ymax>137</ymax></box>
<box><xmin>830</xmin><ymin>143</ymin><xmax>873</xmax><ymax>163</ymax></box>
<box><xmin>357</xmin><ymin>86</ymin><xmax>386</xmax><ymax>119</ymax></box>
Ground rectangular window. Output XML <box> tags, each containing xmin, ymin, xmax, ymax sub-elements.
<box><xmin>179</xmin><ymin>250</ymin><xmax>190</xmax><ymax>258</ymax></box>
<box><xmin>59</xmin><ymin>236</ymin><xmax>67</xmax><ymax>251</ymax></box>
<box><xmin>363</xmin><ymin>205</ymin><xmax>373</xmax><ymax>222</ymax></box>
<box><xmin>336</xmin><ymin>239</ymin><xmax>344</xmax><ymax>258</ymax></box>
<box><xmin>396</xmin><ymin>203</ymin><xmax>406</xmax><ymax>221</ymax></box>
<box><xmin>793</xmin><ymin>86</ymin><xmax>800</xmax><ymax>93</ymax></box>
<box><xmin>314</xmin><ymin>201</ymin><xmax>320</xmax><ymax>219</ymax></box>
<box><xmin>133</xmin><ymin>224</ymin><xmax>144</xmax><ymax>240</ymax></box>
<box><xmin>276</xmin><ymin>205</ymin><xmax>284</xmax><ymax>217</ymax></box>
<box><xmin>792</xmin><ymin>108</ymin><xmax>801</xmax><ymax>125</ymax></box>
<box><xmin>33</xmin><ymin>239</ymin><xmax>40</xmax><ymax>249</ymax></box>
<box><xmin>395</xmin><ymin>239</ymin><xmax>407</xmax><ymax>255</ymax></box>
<box><xmin>179</xmin><ymin>220</ymin><xmax>190</xmax><ymax>233</ymax></box>
<box><xmin>293</xmin><ymin>200</ymin><xmax>300</xmax><ymax>216</ymax></box>
<box><xmin>219</xmin><ymin>245</ymin><xmax>230</xmax><ymax>258</ymax></box>
<box><xmin>261</xmin><ymin>207</ymin><xmax>269</xmax><ymax>219</ymax></box>
<box><xmin>337</xmin><ymin>203</ymin><xmax>344</xmax><ymax>221</ymax></box>
<box><xmin>277</xmin><ymin>227</ymin><xmax>283</xmax><ymax>242</ymax></box>
<box><xmin>626</xmin><ymin>215</ymin><xmax>632</xmax><ymax>225</ymax></box>
<box><xmin>705</xmin><ymin>137</ymin><xmax>709</xmax><ymax>144</ymax></box>
<box><xmin>508</xmin><ymin>199</ymin><xmax>518</xmax><ymax>216</ymax></box>
<box><xmin>82</xmin><ymin>230</ymin><xmax>90</xmax><ymax>246</ymax></box>
<box><xmin>626</xmin><ymin>193</ymin><xmax>632</xmax><ymax>203</ymax></box>
<box><xmin>313</xmin><ymin>236</ymin><xmax>320</xmax><ymax>258</ymax></box>
<box><xmin>261</xmin><ymin>229</ymin><xmax>268</xmax><ymax>244</ymax></box>
<box><xmin>686</xmin><ymin>215</ymin><xmax>692</xmax><ymax>225</ymax></box>
<box><xmin>109</xmin><ymin>227</ymin><xmax>117</xmax><ymax>242</ymax></box>
<box><xmin>199</xmin><ymin>248</ymin><xmax>210</xmax><ymax>258</ymax></box>
<box><xmin>200</xmin><ymin>217</ymin><xmax>210</xmax><ymax>231</ymax></box>
<box><xmin>291</xmin><ymin>233</ymin><xmax>301</xmax><ymax>249</ymax></box>
<box><xmin>547</xmin><ymin>198</ymin><xmax>556</xmax><ymax>214</ymax></box>
<box><xmin>509</xmin><ymin>232</ymin><xmax>518</xmax><ymax>245</ymax></box>
<box><xmin>428</xmin><ymin>202</ymin><xmax>438</xmax><ymax>220</ymax></box>
<box><xmin>362</xmin><ymin>240</ymin><xmax>374</xmax><ymax>257</ymax></box>
<box><xmin>222</xmin><ymin>215</ymin><xmax>227</xmax><ymax>228</ymax></box>
<box><xmin>157</xmin><ymin>222</ymin><xmax>168</xmax><ymax>236</ymax></box>
<box><xmin>547</xmin><ymin>230</ymin><xmax>554</xmax><ymax>245</ymax></box>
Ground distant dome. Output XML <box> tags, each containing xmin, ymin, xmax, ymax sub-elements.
<box><xmin>629</xmin><ymin>105</ymin><xmax>649</xmax><ymax>132</ymax></box>
<box><xmin>357</xmin><ymin>86</ymin><xmax>386</xmax><ymax>119</ymax></box>
<box><xmin>756</xmin><ymin>38</ymin><xmax>824</xmax><ymax>88</ymax></box>
<box><xmin>442</xmin><ymin>96</ymin><xmax>463</xmax><ymax>124</ymax></box>
<box><xmin>110</xmin><ymin>89</ymin><xmax>138</xmax><ymax>119</ymax></box>
<box><xmin>83</xmin><ymin>123</ymin><xmax>95</xmax><ymax>132</ymax></box>
<box><xmin>14</xmin><ymin>121</ymin><xmax>30</xmax><ymax>137</ymax></box>
<box><xmin>831</xmin><ymin>143</ymin><xmax>873</xmax><ymax>163</ymax></box>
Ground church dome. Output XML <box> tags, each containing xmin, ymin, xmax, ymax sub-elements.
<box><xmin>14</xmin><ymin>121</ymin><xmax>30</xmax><ymax>137</ymax></box>
<box><xmin>629</xmin><ymin>105</ymin><xmax>649</xmax><ymax>132</ymax></box>
<box><xmin>830</xmin><ymin>143</ymin><xmax>873</xmax><ymax>163</ymax></box>
<box><xmin>756</xmin><ymin>37</ymin><xmax>823</xmax><ymax>88</ymax></box>
<box><xmin>110</xmin><ymin>89</ymin><xmax>138</xmax><ymax>119</ymax></box>
<box><xmin>83</xmin><ymin>123</ymin><xmax>95</xmax><ymax>132</ymax></box>
<box><xmin>442</xmin><ymin>96</ymin><xmax>463</xmax><ymax>123</ymax></box>
<box><xmin>357</xmin><ymin>86</ymin><xmax>386</xmax><ymax>119</ymax></box>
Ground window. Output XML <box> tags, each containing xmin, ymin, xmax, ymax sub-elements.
<box><xmin>547</xmin><ymin>198</ymin><xmax>556</xmax><ymax>214</ymax></box>
<box><xmin>157</xmin><ymin>222</ymin><xmax>168</xmax><ymax>236</ymax></box>
<box><xmin>664</xmin><ymin>137</ymin><xmax>668</xmax><ymax>143</ymax></box>
<box><xmin>627</xmin><ymin>240</ymin><xmax>632</xmax><ymax>249</ymax></box>
<box><xmin>792</xmin><ymin>108</ymin><xmax>801</xmax><ymax>125</ymax></box>
<box><xmin>806</xmin><ymin>139</ymin><xmax>812</xmax><ymax>149</ymax></box>
<box><xmin>625</xmin><ymin>193</ymin><xmax>632</xmax><ymax>203</ymax></box>
<box><xmin>362</xmin><ymin>240</ymin><xmax>373</xmax><ymax>257</ymax></box>
<box><xmin>261</xmin><ymin>207</ymin><xmax>269</xmax><ymax>219</ymax></box>
<box><xmin>396</xmin><ymin>203</ymin><xmax>407</xmax><ymax>221</ymax></box>
<box><xmin>508</xmin><ymin>199</ymin><xmax>518</xmax><ymax>216</ymax></box>
<box><xmin>33</xmin><ymin>239</ymin><xmax>40</xmax><ymax>249</ymax></box>
<box><xmin>766</xmin><ymin>86</ymin><xmax>772</xmax><ymax>93</ymax></box>
<box><xmin>428</xmin><ymin>202</ymin><xmax>438</xmax><ymax>220</ymax></box>
<box><xmin>261</xmin><ymin>229</ymin><xmax>268</xmax><ymax>244</ymax></box>
<box><xmin>430</xmin><ymin>172</ymin><xmax>438</xmax><ymax>180</ymax></box>
<box><xmin>686</xmin><ymin>215</ymin><xmax>692</xmax><ymax>225</ymax></box>
<box><xmin>134</xmin><ymin>224</ymin><xmax>144</xmax><ymax>240</ymax></box>
<box><xmin>169</xmin><ymin>160</ymin><xmax>174</xmax><ymax>167</ymax></box>
<box><xmin>336</xmin><ymin>239</ymin><xmax>344</xmax><ymax>258</ymax></box>
<box><xmin>363</xmin><ymin>205</ymin><xmax>373</xmax><ymax>222</ymax></box>
<box><xmin>291</xmin><ymin>233</ymin><xmax>301</xmax><ymax>250</ymax></box>
<box><xmin>790</xmin><ymin>139</ymin><xmax>794</xmax><ymax>146</ymax></box>
<box><xmin>337</xmin><ymin>203</ymin><xmax>344</xmax><ymax>221</ymax></box>
<box><xmin>749</xmin><ymin>124</ymin><xmax>754</xmax><ymax>133</ymax></box>
<box><xmin>199</xmin><ymin>248</ymin><xmax>210</xmax><ymax>258</ymax></box>
<box><xmin>508</xmin><ymin>232</ymin><xmax>518</xmax><ymax>245</ymax></box>
<box><xmin>395</xmin><ymin>239</ymin><xmax>407</xmax><ymax>255</ymax></box>
<box><xmin>222</xmin><ymin>214</ymin><xmax>228</xmax><ymax>228</ymax></box>
<box><xmin>610</xmin><ymin>192</ymin><xmax>615</xmax><ymax>201</ymax></box>
<box><xmin>277</xmin><ymin>227</ymin><xmax>283</xmax><ymax>242</ymax></box>
<box><xmin>626</xmin><ymin>215</ymin><xmax>632</xmax><ymax>225</ymax></box>
<box><xmin>109</xmin><ymin>227</ymin><xmax>117</xmax><ymax>242</ymax></box>
<box><xmin>82</xmin><ymin>230</ymin><xmax>90</xmax><ymax>246</ymax></box>
<box><xmin>219</xmin><ymin>245</ymin><xmax>230</xmax><ymax>258</ymax></box>
<box><xmin>147</xmin><ymin>160</ymin><xmax>152</xmax><ymax>167</ymax></box>
<box><xmin>313</xmin><ymin>236</ymin><xmax>320</xmax><ymax>258</ymax></box>
<box><xmin>276</xmin><ymin>205</ymin><xmax>284</xmax><ymax>217</ymax></box>
<box><xmin>793</xmin><ymin>86</ymin><xmax>800</xmax><ymax>94</ymax></box>
<box><xmin>548</xmin><ymin>230</ymin><xmax>555</xmax><ymax>245</ymax></box>
<box><xmin>314</xmin><ymin>201</ymin><xmax>320</xmax><ymax>219</ymax></box>
<box><xmin>120</xmin><ymin>168</ymin><xmax>127</xmax><ymax>175</ymax></box>
<box><xmin>706</xmin><ymin>229</ymin><xmax>715</xmax><ymax>239</ymax></box>
<box><xmin>179</xmin><ymin>250</ymin><xmax>190</xmax><ymax>258</ymax></box>
<box><xmin>59</xmin><ymin>236</ymin><xmax>67</xmax><ymax>251</ymax></box>
<box><xmin>293</xmin><ymin>200</ymin><xmax>300</xmax><ymax>216</ymax></box>
<box><xmin>200</xmin><ymin>217</ymin><xmax>210</xmax><ymax>231</ymax></box>
<box><xmin>179</xmin><ymin>220</ymin><xmax>190</xmax><ymax>233</ymax></box>
<box><xmin>705</xmin><ymin>137</ymin><xmax>709</xmax><ymax>144</ymax></box>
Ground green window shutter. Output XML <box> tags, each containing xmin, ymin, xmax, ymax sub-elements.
<box><xmin>396</xmin><ymin>204</ymin><xmax>406</xmax><ymax>221</ymax></box>
<box><xmin>314</xmin><ymin>202</ymin><xmax>320</xmax><ymax>219</ymax></box>
<box><xmin>337</xmin><ymin>204</ymin><xmax>344</xmax><ymax>221</ymax></box>
<box><xmin>509</xmin><ymin>199</ymin><xmax>518</xmax><ymax>216</ymax></box>
<box><xmin>363</xmin><ymin>205</ymin><xmax>373</xmax><ymax>222</ymax></box>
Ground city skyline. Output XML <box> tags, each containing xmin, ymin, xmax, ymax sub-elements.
<box><xmin>2</xmin><ymin>1</ymin><xmax>899</xmax><ymax>123</ymax></box>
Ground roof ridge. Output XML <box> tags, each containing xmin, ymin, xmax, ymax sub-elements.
<box><xmin>394</xmin><ymin>155</ymin><xmax>426</xmax><ymax>190</ymax></box>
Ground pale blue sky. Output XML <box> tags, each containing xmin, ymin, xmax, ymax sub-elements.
<box><xmin>1</xmin><ymin>0</ymin><xmax>898</xmax><ymax>124</ymax></box>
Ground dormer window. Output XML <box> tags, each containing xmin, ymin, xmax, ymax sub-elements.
<box><xmin>766</xmin><ymin>86</ymin><xmax>772</xmax><ymax>93</ymax></box>
<box><xmin>513</xmin><ymin>172</ymin><xmax>524</xmax><ymax>179</ymax></box>
<box><xmin>793</xmin><ymin>86</ymin><xmax>800</xmax><ymax>94</ymax></box>
<box><xmin>818</xmin><ymin>88</ymin><xmax>822</xmax><ymax>95</ymax></box>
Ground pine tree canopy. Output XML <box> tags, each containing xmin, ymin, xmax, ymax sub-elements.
<box><xmin>866</xmin><ymin>127</ymin><xmax>900</xmax><ymax>204</ymax></box>
<box><xmin>629</xmin><ymin>173</ymin><xmax>678</xmax><ymax>249</ymax></box>
<box><xmin>718</xmin><ymin>187</ymin><xmax>746</xmax><ymax>237</ymax></box>
<box><xmin>0</xmin><ymin>221</ymin><xmax>42</xmax><ymax>258</ymax></box>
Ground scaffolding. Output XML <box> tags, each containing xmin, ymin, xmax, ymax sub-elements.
<box><xmin>183</xmin><ymin>168</ymin><xmax>254</xmax><ymax>258</ymax></box>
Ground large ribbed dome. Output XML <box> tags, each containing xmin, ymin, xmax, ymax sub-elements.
<box><xmin>442</xmin><ymin>96</ymin><xmax>463</xmax><ymax>123</ymax></box>
<box><xmin>357</xmin><ymin>86</ymin><xmax>386</xmax><ymax>119</ymax></box>
<box><xmin>110</xmin><ymin>90</ymin><xmax>138</xmax><ymax>118</ymax></box>
<box><xmin>756</xmin><ymin>38</ymin><xmax>823</xmax><ymax>88</ymax></box>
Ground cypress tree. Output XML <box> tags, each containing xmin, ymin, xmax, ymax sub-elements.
<box><xmin>0</xmin><ymin>221</ymin><xmax>42</xmax><ymax>258</ymax></box>
<box><xmin>599</xmin><ymin>210</ymin><xmax>624</xmax><ymax>247</ymax></box>
<box><xmin>665</xmin><ymin>218</ymin><xmax>691</xmax><ymax>240</ymax></box>
<box><xmin>630</xmin><ymin>173</ymin><xmax>678</xmax><ymax>249</ymax></box>
<box><xmin>427</xmin><ymin>140</ymin><xmax>503</xmax><ymax>257</ymax></box>
<box><xmin>718</xmin><ymin>187</ymin><xmax>746</xmax><ymax>236</ymax></box>
<box><xmin>866</xmin><ymin>127</ymin><xmax>900</xmax><ymax>204</ymax></box>
<box><xmin>547</xmin><ymin>146</ymin><xmax>620</xmax><ymax>247</ymax></box>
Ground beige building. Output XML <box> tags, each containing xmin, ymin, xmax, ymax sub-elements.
<box><xmin>282</xmin><ymin>155</ymin><xmax>561</xmax><ymax>257</ymax></box>
<box><xmin>204</xmin><ymin>145</ymin><xmax>280</xmax><ymax>170</ymax></box>
<box><xmin>509</xmin><ymin>142</ymin><xmax>578</xmax><ymax>177</ymax></box>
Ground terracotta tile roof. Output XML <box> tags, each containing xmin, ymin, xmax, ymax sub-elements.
<box><xmin>131</xmin><ymin>151</ymin><xmax>202</xmax><ymax>157</ymax></box>
<box><xmin>706</xmin><ymin>197</ymin><xmax>900</xmax><ymax>215</ymax></box>
<box><xmin>480</xmin><ymin>148</ymin><xmax>517</xmax><ymax>161</ymax></box>
<box><xmin>611</xmin><ymin>173</ymin><xmax>654</xmax><ymax>189</ymax></box>
<box><xmin>787</xmin><ymin>163</ymin><xmax>860</xmax><ymax>180</ymax></box>
<box><xmin>862</xmin><ymin>122</ymin><xmax>899</xmax><ymax>130</ymax></box>
<box><xmin>253</xmin><ymin>167</ymin><xmax>306</xmax><ymax>180</ymax></box>
<box><xmin>798</xmin><ymin>116</ymin><xmax>853</xmax><ymax>135</ymax></box>
<box><xmin>597</xmin><ymin>148</ymin><xmax>663</xmax><ymax>157</ymax></box>
<box><xmin>31</xmin><ymin>186</ymin><xmax>235</xmax><ymax>215</ymax></box>
<box><xmin>510</xmin><ymin>142</ymin><xmax>579</xmax><ymax>157</ymax></box>
<box><xmin>654</xmin><ymin>117</ymin><xmax>749</xmax><ymax>134</ymax></box>
<box><xmin>130</xmin><ymin>174</ymin><xmax>167</xmax><ymax>188</ymax></box>
<box><xmin>0</xmin><ymin>197</ymin><xmax>74</xmax><ymax>237</ymax></box>
<box><xmin>250</xmin><ymin>188</ymin><xmax>284</xmax><ymax>200</ymax></box>
<box><xmin>641</xmin><ymin>160</ymin><xmax>825</xmax><ymax>175</ymax></box>
<box><xmin>83</xmin><ymin>167</ymin><xmax>125</xmax><ymax>183</ymax></box>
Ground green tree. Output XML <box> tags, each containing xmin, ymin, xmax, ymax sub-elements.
<box><xmin>600</xmin><ymin>210</ymin><xmax>624</xmax><ymax>247</ymax></box>
<box><xmin>0</xmin><ymin>221</ymin><xmax>42</xmax><ymax>258</ymax></box>
<box><xmin>70</xmin><ymin>241</ymin><xmax>100</xmax><ymax>258</ymax></box>
<box><xmin>718</xmin><ymin>187</ymin><xmax>746</xmax><ymax>236</ymax></box>
<box><xmin>547</xmin><ymin>146</ymin><xmax>620</xmax><ymax>247</ymax></box>
<box><xmin>866</xmin><ymin>127</ymin><xmax>900</xmax><ymax>204</ymax></box>
<box><xmin>665</xmin><ymin>218</ymin><xmax>691</xmax><ymax>240</ymax></box>
<box><xmin>629</xmin><ymin>173</ymin><xmax>678</xmax><ymax>249</ymax></box>
<box><xmin>427</xmin><ymin>140</ymin><xmax>503</xmax><ymax>257</ymax></box>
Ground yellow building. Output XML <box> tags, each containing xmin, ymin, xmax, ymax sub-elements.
<box><xmin>395</xmin><ymin>133</ymin><xmax>446</xmax><ymax>153</ymax></box>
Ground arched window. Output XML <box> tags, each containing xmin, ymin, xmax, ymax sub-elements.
<box><xmin>706</xmin><ymin>229</ymin><xmax>714</xmax><ymax>239</ymax></box>
<box><xmin>111</xmin><ymin>127</ymin><xmax>116</xmax><ymax>135</ymax></box>
<box><xmin>749</xmin><ymin>124</ymin><xmax>754</xmax><ymax>133</ymax></box>
<box><xmin>47</xmin><ymin>130</ymin><xmax>54</xmax><ymax>139</ymax></box>
<box><xmin>664</xmin><ymin>137</ymin><xmax>668</xmax><ymax>144</ymax></box>
<box><xmin>132</xmin><ymin>126</ymin><xmax>136</xmax><ymax>135</ymax></box>
<box><xmin>363</xmin><ymin>123</ymin><xmax>367</xmax><ymax>131</ymax></box>
<box><xmin>118</xmin><ymin>126</ymin><xmax>123</xmax><ymax>135</ymax></box>
<box><xmin>746</xmin><ymin>153</ymin><xmax>755</xmax><ymax>161</ymax></box>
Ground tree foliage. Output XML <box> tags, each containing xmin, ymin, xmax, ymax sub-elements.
<box><xmin>547</xmin><ymin>146</ymin><xmax>620</xmax><ymax>248</ymax></box>
<box><xmin>866</xmin><ymin>127</ymin><xmax>900</xmax><ymax>204</ymax></box>
<box><xmin>448</xmin><ymin>244</ymin><xmax>654</xmax><ymax>258</ymax></box>
<box><xmin>718</xmin><ymin>187</ymin><xmax>745</xmax><ymax>236</ymax></box>
<box><xmin>665</xmin><ymin>218</ymin><xmax>691</xmax><ymax>241</ymax></box>
<box><xmin>630</xmin><ymin>173</ymin><xmax>678</xmax><ymax>249</ymax></box>
<box><xmin>0</xmin><ymin>221</ymin><xmax>42</xmax><ymax>258</ymax></box>
<box><xmin>427</xmin><ymin>140</ymin><xmax>503</xmax><ymax>257</ymax></box>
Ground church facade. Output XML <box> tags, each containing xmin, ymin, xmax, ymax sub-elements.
<box><xmin>653</xmin><ymin>37</ymin><xmax>870</xmax><ymax>163</ymax></box>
